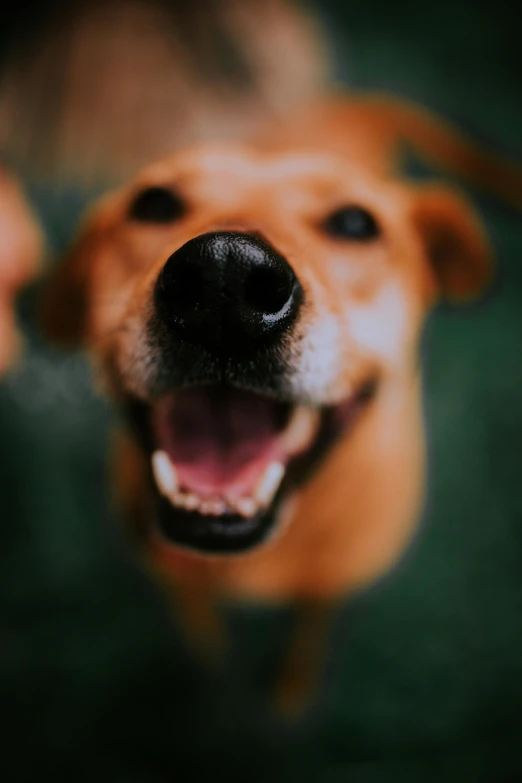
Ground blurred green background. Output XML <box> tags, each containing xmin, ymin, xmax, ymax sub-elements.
<box><xmin>1</xmin><ymin>1</ymin><xmax>522</xmax><ymax>781</ymax></box>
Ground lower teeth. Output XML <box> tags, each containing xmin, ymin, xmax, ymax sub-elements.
<box><xmin>151</xmin><ymin>451</ymin><xmax>287</xmax><ymax>519</ymax></box>
<box><xmin>167</xmin><ymin>492</ymin><xmax>258</xmax><ymax>518</ymax></box>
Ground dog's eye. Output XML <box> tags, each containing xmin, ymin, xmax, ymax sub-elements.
<box><xmin>128</xmin><ymin>186</ymin><xmax>185</xmax><ymax>223</ymax></box>
<box><xmin>322</xmin><ymin>206</ymin><xmax>380</xmax><ymax>240</ymax></box>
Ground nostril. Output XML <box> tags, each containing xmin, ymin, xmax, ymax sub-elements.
<box><xmin>243</xmin><ymin>265</ymin><xmax>294</xmax><ymax>316</ymax></box>
<box><xmin>159</xmin><ymin>256</ymin><xmax>204</xmax><ymax>310</ymax></box>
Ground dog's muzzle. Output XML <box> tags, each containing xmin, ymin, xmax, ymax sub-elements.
<box><xmin>125</xmin><ymin>231</ymin><xmax>376</xmax><ymax>555</ymax></box>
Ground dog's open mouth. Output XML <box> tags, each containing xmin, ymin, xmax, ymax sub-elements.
<box><xmin>151</xmin><ymin>388</ymin><xmax>314</xmax><ymax>518</ymax></box>
<box><xmin>127</xmin><ymin>380</ymin><xmax>377</xmax><ymax>555</ymax></box>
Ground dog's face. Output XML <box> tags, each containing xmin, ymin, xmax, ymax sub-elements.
<box><xmin>44</xmin><ymin>141</ymin><xmax>490</xmax><ymax>555</ymax></box>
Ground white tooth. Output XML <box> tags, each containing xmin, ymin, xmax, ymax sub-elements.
<box><xmin>208</xmin><ymin>500</ymin><xmax>227</xmax><ymax>516</ymax></box>
<box><xmin>254</xmin><ymin>461</ymin><xmax>285</xmax><ymax>506</ymax></box>
<box><xmin>200</xmin><ymin>499</ymin><xmax>226</xmax><ymax>516</ymax></box>
<box><xmin>167</xmin><ymin>491</ymin><xmax>183</xmax><ymax>509</ymax></box>
<box><xmin>177</xmin><ymin>493</ymin><xmax>191</xmax><ymax>510</ymax></box>
<box><xmin>151</xmin><ymin>450</ymin><xmax>179</xmax><ymax>497</ymax></box>
<box><xmin>234</xmin><ymin>497</ymin><xmax>259</xmax><ymax>518</ymax></box>
<box><xmin>281</xmin><ymin>406</ymin><xmax>320</xmax><ymax>456</ymax></box>
<box><xmin>183</xmin><ymin>493</ymin><xmax>199</xmax><ymax>511</ymax></box>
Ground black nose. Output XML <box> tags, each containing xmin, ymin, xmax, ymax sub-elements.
<box><xmin>154</xmin><ymin>231</ymin><xmax>302</xmax><ymax>355</ymax></box>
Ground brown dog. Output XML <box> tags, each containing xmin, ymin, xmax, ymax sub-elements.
<box><xmin>0</xmin><ymin>168</ymin><xmax>42</xmax><ymax>373</ymax></box>
<box><xmin>42</xmin><ymin>94</ymin><xmax>522</xmax><ymax>713</ymax></box>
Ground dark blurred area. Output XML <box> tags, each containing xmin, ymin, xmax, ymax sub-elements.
<box><xmin>1</xmin><ymin>1</ymin><xmax>522</xmax><ymax>781</ymax></box>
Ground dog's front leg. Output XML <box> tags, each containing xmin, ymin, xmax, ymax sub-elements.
<box><xmin>272</xmin><ymin>598</ymin><xmax>338</xmax><ymax>718</ymax></box>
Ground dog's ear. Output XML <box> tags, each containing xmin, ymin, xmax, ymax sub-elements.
<box><xmin>40</xmin><ymin>213</ymin><xmax>102</xmax><ymax>348</ymax></box>
<box><xmin>412</xmin><ymin>186</ymin><xmax>493</xmax><ymax>302</ymax></box>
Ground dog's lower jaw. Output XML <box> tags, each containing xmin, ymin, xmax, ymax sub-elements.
<box><xmin>115</xmin><ymin>371</ymin><xmax>426</xmax><ymax>604</ymax></box>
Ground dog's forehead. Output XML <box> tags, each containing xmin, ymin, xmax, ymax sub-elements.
<box><xmin>135</xmin><ymin>145</ymin><xmax>386</xmax><ymax>199</ymax></box>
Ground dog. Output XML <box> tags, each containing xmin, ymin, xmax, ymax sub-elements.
<box><xmin>0</xmin><ymin>167</ymin><xmax>42</xmax><ymax>373</ymax></box>
<box><xmin>41</xmin><ymin>93</ymin><xmax>522</xmax><ymax>714</ymax></box>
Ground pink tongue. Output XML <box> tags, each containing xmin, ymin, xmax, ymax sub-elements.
<box><xmin>153</xmin><ymin>388</ymin><xmax>284</xmax><ymax>499</ymax></box>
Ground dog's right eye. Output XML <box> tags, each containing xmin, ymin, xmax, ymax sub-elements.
<box><xmin>128</xmin><ymin>186</ymin><xmax>186</xmax><ymax>223</ymax></box>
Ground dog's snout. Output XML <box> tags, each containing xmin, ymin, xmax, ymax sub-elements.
<box><xmin>154</xmin><ymin>231</ymin><xmax>302</xmax><ymax>354</ymax></box>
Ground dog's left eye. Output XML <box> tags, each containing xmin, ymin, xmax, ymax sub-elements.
<box><xmin>322</xmin><ymin>206</ymin><xmax>380</xmax><ymax>241</ymax></box>
<box><xmin>128</xmin><ymin>186</ymin><xmax>186</xmax><ymax>223</ymax></box>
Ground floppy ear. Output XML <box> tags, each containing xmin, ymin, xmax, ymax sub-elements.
<box><xmin>412</xmin><ymin>186</ymin><xmax>493</xmax><ymax>302</ymax></box>
<box><xmin>40</xmin><ymin>215</ymin><xmax>100</xmax><ymax>348</ymax></box>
